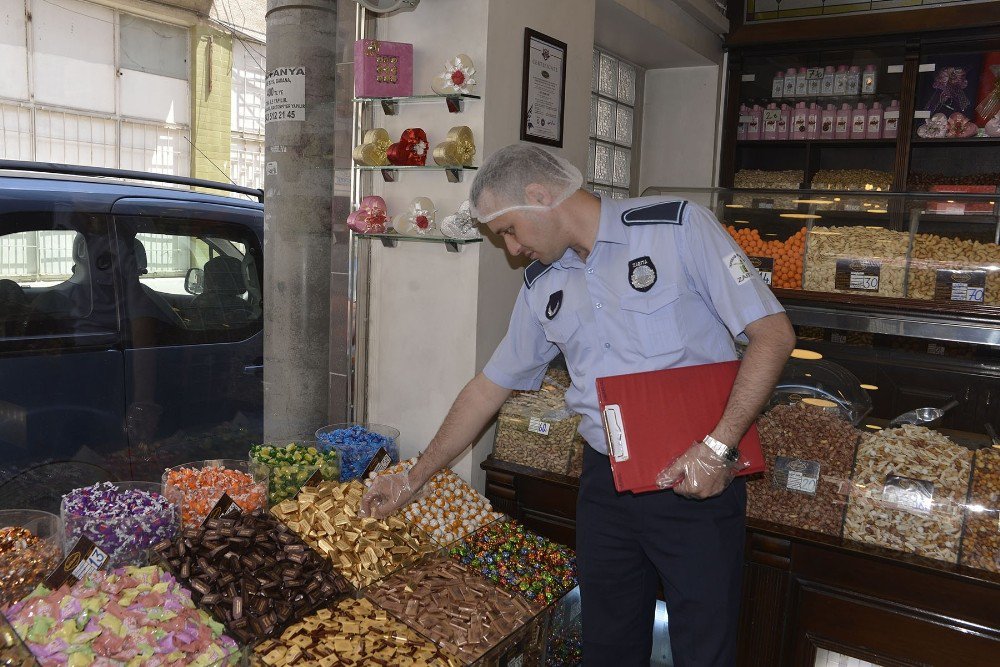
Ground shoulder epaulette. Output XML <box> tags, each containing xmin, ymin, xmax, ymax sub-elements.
<box><xmin>621</xmin><ymin>200</ymin><xmax>687</xmax><ymax>226</ymax></box>
<box><xmin>524</xmin><ymin>260</ymin><xmax>552</xmax><ymax>289</ymax></box>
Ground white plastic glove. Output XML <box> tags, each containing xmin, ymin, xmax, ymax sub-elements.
<box><xmin>655</xmin><ymin>440</ymin><xmax>741</xmax><ymax>499</ymax></box>
<box><xmin>359</xmin><ymin>471</ymin><xmax>415</xmax><ymax>519</ymax></box>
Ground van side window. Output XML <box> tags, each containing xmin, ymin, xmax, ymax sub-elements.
<box><xmin>115</xmin><ymin>217</ymin><xmax>263</xmax><ymax>347</ymax></box>
<box><xmin>0</xmin><ymin>213</ymin><xmax>119</xmax><ymax>344</ymax></box>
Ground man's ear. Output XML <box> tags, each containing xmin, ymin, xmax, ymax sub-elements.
<box><xmin>524</xmin><ymin>183</ymin><xmax>553</xmax><ymax>207</ymax></box>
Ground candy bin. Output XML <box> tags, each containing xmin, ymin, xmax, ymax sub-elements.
<box><xmin>60</xmin><ymin>481</ymin><xmax>179</xmax><ymax>568</ymax></box>
<box><xmin>249</xmin><ymin>440</ymin><xmax>341</xmax><ymax>504</ymax></box>
<box><xmin>722</xmin><ymin>217</ymin><xmax>806</xmax><ymax>290</ymax></box>
<box><xmin>315</xmin><ymin>423</ymin><xmax>400</xmax><ymax>482</ymax></box>
<box><xmin>0</xmin><ymin>510</ymin><xmax>62</xmax><ymax>610</ymax></box>
<box><xmin>162</xmin><ymin>459</ymin><xmax>268</xmax><ymax>527</ymax></box>
<box><xmin>0</xmin><ymin>613</ymin><xmax>34</xmax><ymax>667</ymax></box>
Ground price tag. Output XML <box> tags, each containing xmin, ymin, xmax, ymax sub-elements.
<box><xmin>806</xmin><ymin>67</ymin><xmax>824</xmax><ymax>80</ymax></box>
<box><xmin>882</xmin><ymin>474</ymin><xmax>934</xmax><ymax>514</ymax></box>
<box><xmin>773</xmin><ymin>456</ymin><xmax>821</xmax><ymax>495</ymax></box>
<box><xmin>886</xmin><ymin>64</ymin><xmax>904</xmax><ymax>74</ymax></box>
<box><xmin>203</xmin><ymin>493</ymin><xmax>243</xmax><ymax>526</ymax></box>
<box><xmin>919</xmin><ymin>63</ymin><xmax>936</xmax><ymax>72</ymax></box>
<box><xmin>884</xmin><ymin>110</ymin><xmax>900</xmax><ymax>120</ymax></box>
<box><xmin>43</xmin><ymin>536</ymin><xmax>109</xmax><ymax>590</ymax></box>
<box><xmin>528</xmin><ymin>417</ymin><xmax>551</xmax><ymax>436</ymax></box>
<box><xmin>934</xmin><ymin>269</ymin><xmax>986</xmax><ymax>303</ymax></box>
<box><xmin>835</xmin><ymin>259</ymin><xmax>881</xmax><ymax>292</ymax></box>
<box><xmin>741</xmin><ymin>74</ymin><xmax>756</xmax><ymax>82</ymax></box>
<box><xmin>830</xmin><ymin>331</ymin><xmax>848</xmax><ymax>344</ymax></box>
<box><xmin>752</xmin><ymin>198</ymin><xmax>774</xmax><ymax>209</ymax></box>
<box><xmin>748</xmin><ymin>256</ymin><xmax>774</xmax><ymax>285</ymax></box>
<box><xmin>739</xmin><ymin>115</ymin><xmax>753</xmax><ymax>123</ymax></box>
<box><xmin>914</xmin><ymin>110</ymin><xmax>931</xmax><ymax>119</ymax></box>
<box><xmin>362</xmin><ymin>447</ymin><xmax>393</xmax><ymax>479</ymax></box>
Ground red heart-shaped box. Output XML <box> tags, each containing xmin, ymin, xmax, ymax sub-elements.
<box><xmin>347</xmin><ymin>196</ymin><xmax>388</xmax><ymax>233</ymax></box>
<box><xmin>386</xmin><ymin>128</ymin><xmax>429</xmax><ymax>166</ymax></box>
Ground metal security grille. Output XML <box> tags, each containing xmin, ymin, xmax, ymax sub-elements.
<box><xmin>137</xmin><ymin>233</ymin><xmax>190</xmax><ymax>277</ymax></box>
<box><xmin>588</xmin><ymin>48</ymin><xmax>642</xmax><ymax>200</ymax></box>
<box><xmin>230</xmin><ymin>39</ymin><xmax>266</xmax><ymax>189</ymax></box>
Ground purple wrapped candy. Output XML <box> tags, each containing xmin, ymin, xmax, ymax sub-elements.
<box><xmin>60</xmin><ymin>481</ymin><xmax>179</xmax><ymax>568</ymax></box>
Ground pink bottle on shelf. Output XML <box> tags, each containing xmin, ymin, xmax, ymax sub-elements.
<box><xmin>737</xmin><ymin>104</ymin><xmax>748</xmax><ymax>140</ymax></box>
<box><xmin>791</xmin><ymin>102</ymin><xmax>809</xmax><ymax>140</ymax></box>
<box><xmin>763</xmin><ymin>103</ymin><xmax>780</xmax><ymax>140</ymax></box>
<box><xmin>821</xmin><ymin>104</ymin><xmax>836</xmax><ymax>139</ymax></box>
<box><xmin>806</xmin><ymin>103</ymin><xmax>820</xmax><ymax>139</ymax></box>
<box><xmin>747</xmin><ymin>104</ymin><xmax>763</xmax><ymax>140</ymax></box>
<box><xmin>883</xmin><ymin>99</ymin><xmax>900</xmax><ymax>139</ymax></box>
<box><xmin>866</xmin><ymin>102</ymin><xmax>883</xmax><ymax>139</ymax></box>
<box><xmin>777</xmin><ymin>104</ymin><xmax>791</xmax><ymax>140</ymax></box>
<box><xmin>850</xmin><ymin>102</ymin><xmax>868</xmax><ymax>139</ymax></box>
<box><xmin>783</xmin><ymin>67</ymin><xmax>798</xmax><ymax>97</ymax></box>
<box><xmin>835</xmin><ymin>103</ymin><xmax>851</xmax><ymax>139</ymax></box>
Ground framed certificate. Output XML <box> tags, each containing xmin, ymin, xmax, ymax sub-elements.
<box><xmin>520</xmin><ymin>28</ymin><xmax>568</xmax><ymax>148</ymax></box>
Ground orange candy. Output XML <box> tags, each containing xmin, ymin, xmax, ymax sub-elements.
<box><xmin>164</xmin><ymin>466</ymin><xmax>267</xmax><ymax>526</ymax></box>
<box><xmin>726</xmin><ymin>225</ymin><xmax>806</xmax><ymax>290</ymax></box>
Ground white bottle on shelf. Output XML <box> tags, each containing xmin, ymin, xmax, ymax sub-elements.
<box><xmin>851</xmin><ymin>102</ymin><xmax>868</xmax><ymax>139</ymax></box>
<box><xmin>783</xmin><ymin>67</ymin><xmax>798</xmax><ymax>98</ymax></box>
<box><xmin>807</xmin><ymin>68</ymin><xmax>822</xmax><ymax>97</ymax></box>
<box><xmin>862</xmin><ymin>64</ymin><xmax>878</xmax><ymax>95</ymax></box>
<box><xmin>846</xmin><ymin>65</ymin><xmax>862</xmax><ymax>96</ymax></box>
<box><xmin>866</xmin><ymin>102</ymin><xmax>883</xmax><ymax>139</ymax></box>
<box><xmin>795</xmin><ymin>67</ymin><xmax>809</xmax><ymax>97</ymax></box>
<box><xmin>833</xmin><ymin>65</ymin><xmax>848</xmax><ymax>96</ymax></box>
<box><xmin>835</xmin><ymin>103</ymin><xmax>851</xmax><ymax>139</ymax></box>
<box><xmin>806</xmin><ymin>103</ymin><xmax>820</xmax><ymax>139</ymax></box>
<box><xmin>821</xmin><ymin>104</ymin><xmax>836</xmax><ymax>139</ymax></box>
<box><xmin>883</xmin><ymin>99</ymin><xmax>900</xmax><ymax>139</ymax></box>
<box><xmin>772</xmin><ymin>71</ymin><xmax>785</xmax><ymax>98</ymax></box>
<box><xmin>747</xmin><ymin>104</ymin><xmax>763</xmax><ymax>140</ymax></box>
<box><xmin>821</xmin><ymin>66</ymin><xmax>836</xmax><ymax>97</ymax></box>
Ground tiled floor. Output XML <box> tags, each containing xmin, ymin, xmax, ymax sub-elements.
<box><xmin>814</xmin><ymin>648</ymin><xmax>884</xmax><ymax>667</ymax></box>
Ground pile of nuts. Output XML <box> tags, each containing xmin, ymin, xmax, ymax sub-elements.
<box><xmin>843</xmin><ymin>425</ymin><xmax>973</xmax><ymax>564</ymax></box>
<box><xmin>367</xmin><ymin>556</ymin><xmax>536</xmax><ymax>664</ymax></box>
<box><xmin>748</xmin><ymin>403</ymin><xmax>861</xmax><ymax>536</ymax></box>
<box><xmin>271</xmin><ymin>481</ymin><xmax>434</xmax><ymax>589</ymax></box>
<box><xmin>907</xmin><ymin>233</ymin><xmax>1000</xmax><ymax>303</ymax></box>
<box><xmin>810</xmin><ymin>169</ymin><xmax>893</xmax><ymax>191</ymax></box>
<box><xmin>960</xmin><ymin>448</ymin><xmax>1000</xmax><ymax>574</ymax></box>
<box><xmin>733</xmin><ymin>169</ymin><xmax>803</xmax><ymax>189</ymax></box>
<box><xmin>253</xmin><ymin>597</ymin><xmax>462</xmax><ymax>666</ymax></box>
<box><xmin>804</xmin><ymin>225</ymin><xmax>909</xmax><ymax>297</ymax></box>
<box><xmin>494</xmin><ymin>390</ymin><xmax>581</xmax><ymax>475</ymax></box>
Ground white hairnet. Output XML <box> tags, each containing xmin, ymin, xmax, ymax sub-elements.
<box><xmin>470</xmin><ymin>144</ymin><xmax>583</xmax><ymax>223</ymax></box>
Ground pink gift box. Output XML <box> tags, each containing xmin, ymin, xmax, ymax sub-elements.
<box><xmin>354</xmin><ymin>39</ymin><xmax>413</xmax><ymax>98</ymax></box>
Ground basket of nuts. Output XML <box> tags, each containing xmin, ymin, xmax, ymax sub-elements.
<box><xmin>493</xmin><ymin>389</ymin><xmax>581</xmax><ymax>476</ymax></box>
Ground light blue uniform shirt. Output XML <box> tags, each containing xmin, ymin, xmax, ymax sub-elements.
<box><xmin>483</xmin><ymin>196</ymin><xmax>785</xmax><ymax>453</ymax></box>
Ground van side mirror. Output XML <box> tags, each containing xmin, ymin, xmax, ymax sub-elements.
<box><xmin>185</xmin><ymin>267</ymin><xmax>205</xmax><ymax>295</ymax></box>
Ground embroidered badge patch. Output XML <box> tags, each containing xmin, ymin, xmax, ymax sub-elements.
<box><xmin>628</xmin><ymin>256</ymin><xmax>657</xmax><ymax>292</ymax></box>
<box><xmin>545</xmin><ymin>290</ymin><xmax>563</xmax><ymax>320</ymax></box>
<box><xmin>726</xmin><ymin>253</ymin><xmax>753</xmax><ymax>285</ymax></box>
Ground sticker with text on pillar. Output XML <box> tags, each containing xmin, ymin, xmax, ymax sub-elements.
<box><xmin>726</xmin><ymin>253</ymin><xmax>754</xmax><ymax>286</ymax></box>
<box><xmin>266</xmin><ymin>66</ymin><xmax>306</xmax><ymax>123</ymax></box>
<box><xmin>528</xmin><ymin>418</ymin><xmax>551</xmax><ymax>436</ymax></box>
<box><xmin>882</xmin><ymin>474</ymin><xmax>934</xmax><ymax>514</ymax></box>
<box><xmin>266</xmin><ymin>161</ymin><xmax>278</xmax><ymax>176</ymax></box>
<box><xmin>628</xmin><ymin>256</ymin><xmax>657</xmax><ymax>292</ymax></box>
<box><xmin>747</xmin><ymin>256</ymin><xmax>774</xmax><ymax>286</ymax></box>
<box><xmin>772</xmin><ymin>456</ymin><xmax>820</xmax><ymax>495</ymax></box>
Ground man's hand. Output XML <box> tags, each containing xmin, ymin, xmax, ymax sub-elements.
<box><xmin>655</xmin><ymin>441</ymin><xmax>741</xmax><ymax>499</ymax></box>
<box><xmin>359</xmin><ymin>471</ymin><xmax>415</xmax><ymax>519</ymax></box>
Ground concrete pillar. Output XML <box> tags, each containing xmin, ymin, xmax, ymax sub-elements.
<box><xmin>264</xmin><ymin>0</ymin><xmax>338</xmax><ymax>439</ymax></box>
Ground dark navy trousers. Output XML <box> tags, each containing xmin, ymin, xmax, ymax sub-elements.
<box><xmin>576</xmin><ymin>445</ymin><xmax>746</xmax><ymax>667</ymax></box>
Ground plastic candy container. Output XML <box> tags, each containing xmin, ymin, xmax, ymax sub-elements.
<box><xmin>163</xmin><ymin>460</ymin><xmax>268</xmax><ymax>527</ymax></box>
<box><xmin>315</xmin><ymin>423</ymin><xmax>400</xmax><ymax>481</ymax></box>
<box><xmin>249</xmin><ymin>441</ymin><xmax>341</xmax><ymax>504</ymax></box>
<box><xmin>0</xmin><ymin>510</ymin><xmax>62</xmax><ymax>609</ymax></box>
<box><xmin>60</xmin><ymin>481</ymin><xmax>179</xmax><ymax>568</ymax></box>
<box><xmin>4</xmin><ymin>565</ymin><xmax>240</xmax><ymax>666</ymax></box>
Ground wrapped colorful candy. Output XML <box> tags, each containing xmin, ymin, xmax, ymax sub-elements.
<box><xmin>61</xmin><ymin>482</ymin><xmax>179</xmax><ymax>568</ymax></box>
<box><xmin>249</xmin><ymin>442</ymin><xmax>341</xmax><ymax>504</ymax></box>
<box><xmin>163</xmin><ymin>460</ymin><xmax>267</xmax><ymax>526</ymax></box>
<box><xmin>0</xmin><ymin>511</ymin><xmax>63</xmax><ymax>610</ymax></box>
<box><xmin>315</xmin><ymin>423</ymin><xmax>399</xmax><ymax>481</ymax></box>
<box><xmin>449</xmin><ymin>520</ymin><xmax>578</xmax><ymax>606</ymax></box>
<box><xmin>366</xmin><ymin>458</ymin><xmax>503</xmax><ymax>545</ymax></box>
<box><xmin>4</xmin><ymin>565</ymin><xmax>240</xmax><ymax>666</ymax></box>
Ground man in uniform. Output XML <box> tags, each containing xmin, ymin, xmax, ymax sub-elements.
<box><xmin>361</xmin><ymin>144</ymin><xmax>796</xmax><ymax>666</ymax></box>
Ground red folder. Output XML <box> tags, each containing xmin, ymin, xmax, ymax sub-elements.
<box><xmin>596</xmin><ymin>360</ymin><xmax>765</xmax><ymax>494</ymax></box>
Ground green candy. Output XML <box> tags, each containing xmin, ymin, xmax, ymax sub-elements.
<box><xmin>249</xmin><ymin>442</ymin><xmax>341</xmax><ymax>504</ymax></box>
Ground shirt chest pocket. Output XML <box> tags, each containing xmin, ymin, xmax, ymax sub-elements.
<box><xmin>619</xmin><ymin>286</ymin><xmax>684</xmax><ymax>357</ymax></box>
<box><xmin>541</xmin><ymin>309</ymin><xmax>582</xmax><ymax>346</ymax></box>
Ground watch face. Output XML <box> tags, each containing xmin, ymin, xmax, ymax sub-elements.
<box><xmin>725</xmin><ymin>448</ymin><xmax>741</xmax><ymax>463</ymax></box>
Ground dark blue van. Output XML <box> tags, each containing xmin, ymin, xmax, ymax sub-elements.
<box><xmin>0</xmin><ymin>161</ymin><xmax>264</xmax><ymax>512</ymax></box>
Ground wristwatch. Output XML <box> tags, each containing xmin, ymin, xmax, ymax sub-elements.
<box><xmin>703</xmin><ymin>435</ymin><xmax>740</xmax><ymax>463</ymax></box>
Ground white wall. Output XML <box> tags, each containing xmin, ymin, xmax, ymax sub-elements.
<box><xmin>0</xmin><ymin>2</ymin><xmax>29</xmax><ymax>101</ymax></box>
<box><xmin>364</xmin><ymin>0</ymin><xmax>596</xmax><ymax>491</ymax></box>
<box><xmin>638</xmin><ymin>65</ymin><xmax>722</xmax><ymax>193</ymax></box>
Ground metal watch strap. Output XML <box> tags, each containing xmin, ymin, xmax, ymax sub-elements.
<box><xmin>703</xmin><ymin>434</ymin><xmax>739</xmax><ymax>462</ymax></box>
